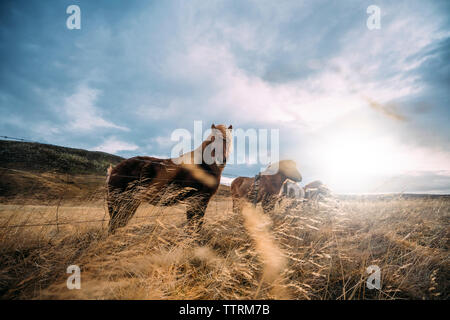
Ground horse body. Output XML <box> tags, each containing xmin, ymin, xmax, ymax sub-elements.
<box><xmin>106</xmin><ymin>124</ymin><xmax>232</xmax><ymax>233</ymax></box>
<box><xmin>231</xmin><ymin>160</ymin><xmax>302</xmax><ymax>213</ymax></box>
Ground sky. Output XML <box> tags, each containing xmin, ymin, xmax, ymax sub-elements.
<box><xmin>0</xmin><ymin>0</ymin><xmax>449</xmax><ymax>193</ymax></box>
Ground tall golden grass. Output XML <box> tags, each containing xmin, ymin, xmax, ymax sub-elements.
<box><xmin>0</xmin><ymin>184</ymin><xmax>448</xmax><ymax>300</ymax></box>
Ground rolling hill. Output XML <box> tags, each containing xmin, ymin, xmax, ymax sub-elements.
<box><xmin>0</xmin><ymin>140</ymin><xmax>124</xmax><ymax>202</ymax></box>
<box><xmin>0</xmin><ymin>140</ymin><xmax>124</xmax><ymax>174</ymax></box>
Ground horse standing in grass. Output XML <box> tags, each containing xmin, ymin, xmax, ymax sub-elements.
<box><xmin>106</xmin><ymin>124</ymin><xmax>232</xmax><ymax>233</ymax></box>
<box><xmin>231</xmin><ymin>160</ymin><xmax>302</xmax><ymax>214</ymax></box>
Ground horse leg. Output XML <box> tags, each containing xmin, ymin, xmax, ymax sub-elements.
<box><xmin>107</xmin><ymin>192</ymin><xmax>141</xmax><ymax>233</ymax></box>
<box><xmin>232</xmin><ymin>197</ymin><xmax>243</xmax><ymax>214</ymax></box>
<box><xmin>186</xmin><ymin>195</ymin><xmax>210</xmax><ymax>230</ymax></box>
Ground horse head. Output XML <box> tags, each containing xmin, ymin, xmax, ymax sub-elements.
<box><xmin>205</xmin><ymin>124</ymin><xmax>233</xmax><ymax>167</ymax></box>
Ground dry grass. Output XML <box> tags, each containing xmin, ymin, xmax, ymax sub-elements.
<box><xmin>0</xmin><ymin>187</ymin><xmax>448</xmax><ymax>300</ymax></box>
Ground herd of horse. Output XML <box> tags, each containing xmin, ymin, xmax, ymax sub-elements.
<box><xmin>106</xmin><ymin>124</ymin><xmax>328</xmax><ymax>233</ymax></box>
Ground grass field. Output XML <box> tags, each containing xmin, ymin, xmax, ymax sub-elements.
<box><xmin>0</xmin><ymin>183</ymin><xmax>448</xmax><ymax>299</ymax></box>
<box><xmin>0</xmin><ymin>141</ymin><xmax>448</xmax><ymax>300</ymax></box>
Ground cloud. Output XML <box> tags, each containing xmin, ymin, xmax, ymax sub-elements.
<box><xmin>158</xmin><ymin>0</ymin><xmax>441</xmax><ymax>133</ymax></box>
<box><xmin>152</xmin><ymin>135</ymin><xmax>175</xmax><ymax>148</ymax></box>
<box><xmin>135</xmin><ymin>105</ymin><xmax>178</xmax><ymax>121</ymax></box>
<box><xmin>1</xmin><ymin>0</ymin><xmax>449</xmax><ymax>193</ymax></box>
<box><xmin>63</xmin><ymin>85</ymin><xmax>128</xmax><ymax>132</ymax></box>
<box><xmin>92</xmin><ymin>136</ymin><xmax>138</xmax><ymax>154</ymax></box>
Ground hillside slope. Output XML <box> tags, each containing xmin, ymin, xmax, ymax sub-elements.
<box><xmin>0</xmin><ymin>140</ymin><xmax>124</xmax><ymax>201</ymax></box>
<box><xmin>0</xmin><ymin>140</ymin><xmax>124</xmax><ymax>175</ymax></box>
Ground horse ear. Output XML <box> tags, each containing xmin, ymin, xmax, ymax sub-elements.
<box><xmin>228</xmin><ymin>125</ymin><xmax>232</xmax><ymax>129</ymax></box>
<box><xmin>211</xmin><ymin>124</ymin><xmax>216</xmax><ymax>129</ymax></box>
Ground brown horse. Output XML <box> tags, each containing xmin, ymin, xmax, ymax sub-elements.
<box><xmin>106</xmin><ymin>124</ymin><xmax>232</xmax><ymax>233</ymax></box>
<box><xmin>231</xmin><ymin>160</ymin><xmax>302</xmax><ymax>213</ymax></box>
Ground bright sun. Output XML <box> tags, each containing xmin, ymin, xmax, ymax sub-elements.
<box><xmin>314</xmin><ymin>133</ymin><xmax>405</xmax><ymax>193</ymax></box>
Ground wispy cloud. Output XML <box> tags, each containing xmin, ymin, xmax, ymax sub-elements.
<box><xmin>92</xmin><ymin>136</ymin><xmax>138</xmax><ymax>154</ymax></box>
<box><xmin>63</xmin><ymin>85</ymin><xmax>128</xmax><ymax>132</ymax></box>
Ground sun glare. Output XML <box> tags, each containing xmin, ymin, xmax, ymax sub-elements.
<box><xmin>314</xmin><ymin>133</ymin><xmax>404</xmax><ymax>192</ymax></box>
